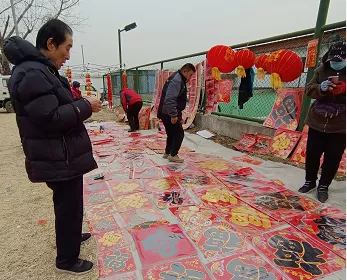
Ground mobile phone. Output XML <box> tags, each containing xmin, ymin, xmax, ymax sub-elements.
<box><xmin>328</xmin><ymin>76</ymin><xmax>339</xmax><ymax>84</ymax></box>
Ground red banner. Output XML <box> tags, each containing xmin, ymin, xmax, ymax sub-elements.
<box><xmin>305</xmin><ymin>39</ymin><xmax>319</xmax><ymax>68</ymax></box>
<box><xmin>143</xmin><ymin>257</ymin><xmax>212</xmax><ymax>280</ymax></box>
<box><xmin>250</xmin><ymin>134</ymin><xmax>272</xmax><ymax>154</ymax></box>
<box><xmin>270</xmin><ymin>129</ymin><xmax>301</xmax><ymax>159</ymax></box>
<box><xmin>106</xmin><ymin>74</ymin><xmax>113</xmax><ymax>108</ymax></box>
<box><xmin>215</xmin><ymin>79</ymin><xmax>232</xmax><ymax>103</ymax></box>
<box><xmin>291</xmin><ymin>132</ymin><xmax>308</xmax><ymax>164</ymax></box>
<box><xmin>288</xmin><ymin>206</ymin><xmax>346</xmax><ymax>259</ymax></box>
<box><xmin>232</xmin><ymin>134</ymin><xmax>257</xmax><ymax>152</ymax></box>
<box><xmin>139</xmin><ymin>107</ymin><xmax>151</xmax><ymax>130</ymax></box>
<box><xmin>205</xmin><ymin>61</ymin><xmax>218</xmax><ymax>115</ymax></box>
<box><xmin>252</xmin><ymin>227</ymin><xmax>345</xmax><ymax>280</ymax></box>
<box><xmin>132</xmin><ymin>224</ymin><xmax>197</xmax><ymax>266</ymax></box>
<box><xmin>207</xmin><ymin>249</ymin><xmax>285</xmax><ymax>280</ymax></box>
<box><xmin>183</xmin><ymin>62</ymin><xmax>203</xmax><ymax>129</ymax></box>
<box><xmin>263</xmin><ymin>88</ymin><xmax>304</xmax><ymax>131</ymax></box>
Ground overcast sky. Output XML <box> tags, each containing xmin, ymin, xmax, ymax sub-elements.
<box><xmin>66</xmin><ymin>0</ymin><xmax>346</xmax><ymax>70</ymax></box>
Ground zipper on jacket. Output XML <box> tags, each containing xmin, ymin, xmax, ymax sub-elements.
<box><xmin>323</xmin><ymin>118</ymin><xmax>329</xmax><ymax>133</ymax></box>
<box><xmin>62</xmin><ymin>135</ymin><xmax>69</xmax><ymax>165</ymax></box>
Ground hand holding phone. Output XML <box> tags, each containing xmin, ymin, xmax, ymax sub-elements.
<box><xmin>328</xmin><ymin>76</ymin><xmax>339</xmax><ymax>84</ymax></box>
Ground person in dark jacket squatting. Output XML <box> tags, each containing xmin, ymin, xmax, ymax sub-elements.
<box><xmin>157</xmin><ymin>63</ymin><xmax>196</xmax><ymax>163</ymax></box>
<box><xmin>4</xmin><ymin>19</ymin><xmax>102</xmax><ymax>274</ymax></box>
<box><xmin>120</xmin><ymin>88</ymin><xmax>143</xmax><ymax>132</ymax></box>
<box><xmin>298</xmin><ymin>41</ymin><xmax>346</xmax><ymax>203</ymax></box>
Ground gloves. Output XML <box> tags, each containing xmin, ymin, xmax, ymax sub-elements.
<box><xmin>332</xmin><ymin>81</ymin><xmax>346</xmax><ymax>95</ymax></box>
<box><xmin>320</xmin><ymin>80</ymin><xmax>332</xmax><ymax>92</ymax></box>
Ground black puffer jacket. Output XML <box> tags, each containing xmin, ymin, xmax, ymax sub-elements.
<box><xmin>305</xmin><ymin>52</ymin><xmax>346</xmax><ymax>134</ymax></box>
<box><xmin>157</xmin><ymin>71</ymin><xmax>187</xmax><ymax>120</ymax></box>
<box><xmin>4</xmin><ymin>37</ymin><xmax>97</xmax><ymax>183</ymax></box>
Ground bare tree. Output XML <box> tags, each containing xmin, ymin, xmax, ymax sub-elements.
<box><xmin>0</xmin><ymin>0</ymin><xmax>82</xmax><ymax>75</ymax></box>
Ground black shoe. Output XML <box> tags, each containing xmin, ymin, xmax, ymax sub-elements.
<box><xmin>128</xmin><ymin>129</ymin><xmax>136</xmax><ymax>132</ymax></box>
<box><xmin>317</xmin><ymin>185</ymin><xmax>329</xmax><ymax>203</ymax></box>
<box><xmin>81</xmin><ymin>233</ymin><xmax>91</xmax><ymax>243</ymax></box>
<box><xmin>56</xmin><ymin>259</ymin><xmax>93</xmax><ymax>275</ymax></box>
<box><xmin>298</xmin><ymin>181</ymin><xmax>316</xmax><ymax>193</ymax></box>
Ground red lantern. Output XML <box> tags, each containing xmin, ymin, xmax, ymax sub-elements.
<box><xmin>266</xmin><ymin>50</ymin><xmax>303</xmax><ymax>90</ymax></box>
<box><xmin>255</xmin><ymin>54</ymin><xmax>270</xmax><ymax>79</ymax></box>
<box><xmin>234</xmin><ymin>49</ymin><xmax>256</xmax><ymax>78</ymax></box>
<box><xmin>107</xmin><ymin>73</ymin><xmax>113</xmax><ymax>108</ymax></box>
<box><xmin>207</xmin><ymin>45</ymin><xmax>236</xmax><ymax>80</ymax></box>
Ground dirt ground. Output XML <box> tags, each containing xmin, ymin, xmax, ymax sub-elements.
<box><xmin>0</xmin><ymin>107</ymin><xmax>344</xmax><ymax>279</ymax></box>
<box><xmin>0</xmin><ymin>110</ymin><xmax>100</xmax><ymax>280</ymax></box>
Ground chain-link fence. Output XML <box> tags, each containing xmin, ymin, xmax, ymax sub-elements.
<box><xmin>126</xmin><ymin>65</ymin><xmax>159</xmax><ymax>103</ymax></box>
<box><xmin>108</xmin><ymin>26</ymin><xmax>345</xmax><ymax>120</ymax></box>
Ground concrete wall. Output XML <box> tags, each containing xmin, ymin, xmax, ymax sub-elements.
<box><xmin>194</xmin><ymin>114</ymin><xmax>275</xmax><ymax>140</ymax></box>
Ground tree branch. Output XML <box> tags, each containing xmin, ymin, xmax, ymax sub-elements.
<box><xmin>61</xmin><ymin>0</ymin><xmax>79</xmax><ymax>12</ymax></box>
<box><xmin>23</xmin><ymin>27</ymin><xmax>33</xmax><ymax>39</ymax></box>
<box><xmin>5</xmin><ymin>0</ymin><xmax>35</xmax><ymax>38</ymax></box>
<box><xmin>53</xmin><ymin>0</ymin><xmax>79</xmax><ymax>18</ymax></box>
<box><xmin>3</xmin><ymin>15</ymin><xmax>10</xmax><ymax>38</ymax></box>
<box><xmin>1</xmin><ymin>0</ymin><xmax>82</xmax><ymax>42</ymax></box>
<box><xmin>53</xmin><ymin>0</ymin><xmax>64</xmax><ymax>18</ymax></box>
<box><xmin>0</xmin><ymin>0</ymin><xmax>25</xmax><ymax>16</ymax></box>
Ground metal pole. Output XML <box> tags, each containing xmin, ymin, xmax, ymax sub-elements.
<box><xmin>118</xmin><ymin>29</ymin><xmax>123</xmax><ymax>89</ymax></box>
<box><xmin>118</xmin><ymin>29</ymin><xmax>123</xmax><ymax>70</ymax></box>
<box><xmin>298</xmin><ymin>0</ymin><xmax>330</xmax><ymax>131</ymax></box>
<box><xmin>10</xmin><ymin>0</ymin><xmax>19</xmax><ymax>36</ymax></box>
<box><xmin>81</xmin><ymin>45</ymin><xmax>85</xmax><ymax>72</ymax></box>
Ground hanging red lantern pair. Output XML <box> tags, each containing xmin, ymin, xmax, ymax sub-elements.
<box><xmin>207</xmin><ymin>45</ymin><xmax>256</xmax><ymax>79</ymax></box>
<box><xmin>265</xmin><ymin>50</ymin><xmax>303</xmax><ymax>90</ymax></box>
<box><xmin>207</xmin><ymin>45</ymin><xmax>236</xmax><ymax>80</ymax></box>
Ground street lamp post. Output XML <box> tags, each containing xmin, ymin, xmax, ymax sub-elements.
<box><xmin>118</xmin><ymin>22</ymin><xmax>137</xmax><ymax>88</ymax></box>
<box><xmin>118</xmin><ymin>29</ymin><xmax>123</xmax><ymax>70</ymax></box>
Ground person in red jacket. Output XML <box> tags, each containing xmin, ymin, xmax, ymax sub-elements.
<box><xmin>120</xmin><ymin>88</ymin><xmax>143</xmax><ymax>132</ymax></box>
<box><xmin>71</xmin><ymin>81</ymin><xmax>82</xmax><ymax>99</ymax></box>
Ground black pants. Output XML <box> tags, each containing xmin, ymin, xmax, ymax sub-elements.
<box><xmin>306</xmin><ymin>128</ymin><xmax>345</xmax><ymax>186</ymax></box>
<box><xmin>127</xmin><ymin>101</ymin><xmax>143</xmax><ymax>131</ymax></box>
<box><xmin>46</xmin><ymin>176</ymin><xmax>83</xmax><ymax>269</ymax></box>
<box><xmin>162</xmin><ymin>116</ymin><xmax>184</xmax><ymax>156</ymax></box>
